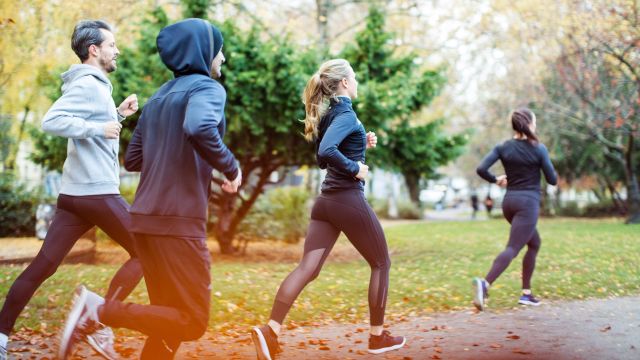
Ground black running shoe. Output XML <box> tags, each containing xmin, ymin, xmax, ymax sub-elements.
<box><xmin>251</xmin><ymin>325</ymin><xmax>280</xmax><ymax>360</ymax></box>
<box><xmin>518</xmin><ymin>293</ymin><xmax>541</xmax><ymax>306</ymax></box>
<box><xmin>368</xmin><ymin>330</ymin><xmax>406</xmax><ymax>354</ymax></box>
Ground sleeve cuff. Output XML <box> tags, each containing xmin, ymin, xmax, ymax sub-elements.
<box><xmin>87</xmin><ymin>122</ymin><xmax>104</xmax><ymax>138</ymax></box>
<box><xmin>224</xmin><ymin>166</ymin><xmax>239</xmax><ymax>181</ymax></box>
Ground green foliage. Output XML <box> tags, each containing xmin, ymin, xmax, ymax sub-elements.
<box><xmin>181</xmin><ymin>0</ymin><xmax>209</xmax><ymax>19</ymax></box>
<box><xmin>238</xmin><ymin>186</ymin><xmax>311</xmax><ymax>244</ymax></box>
<box><xmin>28</xmin><ymin>66</ymin><xmax>66</xmax><ymax>171</ymax></box>
<box><xmin>582</xmin><ymin>200</ymin><xmax>625</xmax><ymax>218</ymax></box>
<box><xmin>219</xmin><ymin>21</ymin><xmax>316</xmax><ymax>166</ymax></box>
<box><xmin>383</xmin><ymin>120</ymin><xmax>469</xmax><ymax>202</ymax></box>
<box><xmin>537</xmin><ymin>44</ymin><xmax>640</xmax><ymax>223</ymax></box>
<box><xmin>208</xmin><ymin>22</ymin><xmax>318</xmax><ymax>251</ymax></box>
<box><xmin>397</xmin><ymin>200</ymin><xmax>422</xmax><ymax>219</ymax></box>
<box><xmin>555</xmin><ymin>201</ymin><xmax>582</xmax><ymax>217</ymax></box>
<box><xmin>0</xmin><ymin>114</ymin><xmax>14</xmax><ymax>169</ymax></box>
<box><xmin>111</xmin><ymin>7</ymin><xmax>172</xmax><ymax>161</ymax></box>
<box><xmin>0</xmin><ymin>173</ymin><xmax>37</xmax><ymax>236</ymax></box>
<box><xmin>368</xmin><ymin>197</ymin><xmax>390</xmax><ymax>219</ymax></box>
<box><xmin>556</xmin><ymin>200</ymin><xmax>626</xmax><ymax>218</ymax></box>
<box><xmin>340</xmin><ymin>8</ymin><xmax>467</xmax><ymax>203</ymax></box>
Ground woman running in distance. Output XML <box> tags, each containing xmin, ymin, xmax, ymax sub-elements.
<box><xmin>473</xmin><ymin>108</ymin><xmax>557</xmax><ymax>311</ymax></box>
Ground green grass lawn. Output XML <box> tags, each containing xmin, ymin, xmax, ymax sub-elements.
<box><xmin>1</xmin><ymin>218</ymin><xmax>638</xmax><ymax>334</ymax></box>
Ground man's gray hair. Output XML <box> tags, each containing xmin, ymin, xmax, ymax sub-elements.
<box><xmin>71</xmin><ymin>20</ymin><xmax>112</xmax><ymax>61</ymax></box>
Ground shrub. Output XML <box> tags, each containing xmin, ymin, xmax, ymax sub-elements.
<box><xmin>397</xmin><ymin>200</ymin><xmax>423</xmax><ymax>219</ymax></box>
<box><xmin>0</xmin><ymin>173</ymin><xmax>38</xmax><ymax>237</ymax></box>
<box><xmin>555</xmin><ymin>201</ymin><xmax>582</xmax><ymax>217</ymax></box>
<box><xmin>239</xmin><ymin>186</ymin><xmax>311</xmax><ymax>244</ymax></box>
<box><xmin>582</xmin><ymin>200</ymin><xmax>625</xmax><ymax>218</ymax></box>
<box><xmin>368</xmin><ymin>197</ymin><xmax>390</xmax><ymax>219</ymax></box>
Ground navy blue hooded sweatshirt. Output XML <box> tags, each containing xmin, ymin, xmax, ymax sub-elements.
<box><xmin>125</xmin><ymin>19</ymin><xmax>238</xmax><ymax>238</ymax></box>
<box><xmin>316</xmin><ymin>96</ymin><xmax>367</xmax><ymax>192</ymax></box>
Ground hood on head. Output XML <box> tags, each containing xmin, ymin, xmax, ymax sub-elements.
<box><xmin>157</xmin><ymin>18</ymin><xmax>223</xmax><ymax>77</ymax></box>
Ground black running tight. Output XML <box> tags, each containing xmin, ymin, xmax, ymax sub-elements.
<box><xmin>270</xmin><ymin>190</ymin><xmax>391</xmax><ymax>326</ymax></box>
<box><xmin>485</xmin><ymin>193</ymin><xmax>541</xmax><ymax>289</ymax></box>
<box><xmin>0</xmin><ymin>194</ymin><xmax>142</xmax><ymax>335</ymax></box>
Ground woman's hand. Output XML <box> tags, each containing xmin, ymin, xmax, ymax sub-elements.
<box><xmin>496</xmin><ymin>175</ymin><xmax>508</xmax><ymax>188</ymax></box>
<box><xmin>355</xmin><ymin>161</ymin><xmax>369</xmax><ymax>180</ymax></box>
<box><xmin>366</xmin><ymin>131</ymin><xmax>377</xmax><ymax>149</ymax></box>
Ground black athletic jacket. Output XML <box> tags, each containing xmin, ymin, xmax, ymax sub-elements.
<box><xmin>316</xmin><ymin>96</ymin><xmax>366</xmax><ymax>192</ymax></box>
<box><xmin>477</xmin><ymin>139</ymin><xmax>557</xmax><ymax>195</ymax></box>
<box><xmin>125</xmin><ymin>19</ymin><xmax>238</xmax><ymax>238</ymax></box>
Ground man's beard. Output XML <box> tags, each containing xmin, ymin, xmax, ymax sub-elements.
<box><xmin>100</xmin><ymin>57</ymin><xmax>117</xmax><ymax>73</ymax></box>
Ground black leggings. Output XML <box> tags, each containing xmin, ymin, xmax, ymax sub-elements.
<box><xmin>270</xmin><ymin>190</ymin><xmax>391</xmax><ymax>326</ymax></box>
<box><xmin>0</xmin><ymin>194</ymin><xmax>143</xmax><ymax>335</ymax></box>
<box><xmin>485</xmin><ymin>193</ymin><xmax>541</xmax><ymax>289</ymax></box>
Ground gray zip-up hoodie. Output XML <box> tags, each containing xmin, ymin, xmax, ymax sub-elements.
<box><xmin>42</xmin><ymin>64</ymin><xmax>124</xmax><ymax>196</ymax></box>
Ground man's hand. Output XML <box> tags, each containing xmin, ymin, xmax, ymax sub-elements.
<box><xmin>104</xmin><ymin>121</ymin><xmax>122</xmax><ymax>139</ymax></box>
<box><xmin>118</xmin><ymin>94</ymin><xmax>139</xmax><ymax>117</ymax></box>
<box><xmin>222</xmin><ymin>168</ymin><xmax>242</xmax><ymax>193</ymax></box>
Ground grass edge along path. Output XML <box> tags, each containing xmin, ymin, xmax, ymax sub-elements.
<box><xmin>0</xmin><ymin>218</ymin><xmax>638</xmax><ymax>335</ymax></box>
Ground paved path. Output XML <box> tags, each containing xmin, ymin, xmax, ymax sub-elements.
<box><xmin>8</xmin><ymin>296</ymin><xmax>639</xmax><ymax>359</ymax></box>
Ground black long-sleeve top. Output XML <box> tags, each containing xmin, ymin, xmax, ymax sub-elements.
<box><xmin>476</xmin><ymin>139</ymin><xmax>557</xmax><ymax>196</ymax></box>
<box><xmin>316</xmin><ymin>96</ymin><xmax>367</xmax><ymax>193</ymax></box>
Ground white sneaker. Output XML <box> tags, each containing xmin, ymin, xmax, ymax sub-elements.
<box><xmin>86</xmin><ymin>325</ymin><xmax>117</xmax><ymax>360</ymax></box>
<box><xmin>59</xmin><ymin>285</ymin><xmax>105</xmax><ymax>359</ymax></box>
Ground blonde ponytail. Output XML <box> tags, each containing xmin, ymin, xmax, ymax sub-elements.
<box><xmin>302</xmin><ymin>59</ymin><xmax>352</xmax><ymax>142</ymax></box>
<box><xmin>303</xmin><ymin>73</ymin><xmax>326</xmax><ymax>142</ymax></box>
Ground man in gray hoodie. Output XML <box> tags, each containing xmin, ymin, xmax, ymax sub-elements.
<box><xmin>0</xmin><ymin>20</ymin><xmax>143</xmax><ymax>360</ymax></box>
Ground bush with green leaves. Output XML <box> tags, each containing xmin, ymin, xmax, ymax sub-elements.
<box><xmin>0</xmin><ymin>173</ymin><xmax>38</xmax><ymax>237</ymax></box>
<box><xmin>238</xmin><ymin>186</ymin><xmax>311</xmax><ymax>244</ymax></box>
<box><xmin>397</xmin><ymin>200</ymin><xmax>423</xmax><ymax>219</ymax></box>
<box><xmin>368</xmin><ymin>197</ymin><xmax>390</xmax><ymax>219</ymax></box>
<box><xmin>555</xmin><ymin>201</ymin><xmax>582</xmax><ymax>217</ymax></box>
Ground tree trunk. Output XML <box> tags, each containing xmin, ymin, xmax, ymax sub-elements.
<box><xmin>315</xmin><ymin>0</ymin><xmax>331</xmax><ymax>52</ymax></box>
<box><xmin>624</xmin><ymin>133</ymin><xmax>640</xmax><ymax>224</ymax></box>
<box><xmin>6</xmin><ymin>106</ymin><xmax>29</xmax><ymax>170</ymax></box>
<box><xmin>213</xmin><ymin>192</ymin><xmax>237</xmax><ymax>254</ymax></box>
<box><xmin>403</xmin><ymin>171</ymin><xmax>421</xmax><ymax>206</ymax></box>
<box><xmin>604</xmin><ymin>176</ymin><xmax>626</xmax><ymax>214</ymax></box>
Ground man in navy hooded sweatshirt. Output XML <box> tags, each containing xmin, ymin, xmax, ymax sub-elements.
<box><xmin>59</xmin><ymin>19</ymin><xmax>241</xmax><ymax>359</ymax></box>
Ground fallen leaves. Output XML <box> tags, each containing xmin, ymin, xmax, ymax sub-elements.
<box><xmin>512</xmin><ymin>348</ymin><xmax>532</xmax><ymax>355</ymax></box>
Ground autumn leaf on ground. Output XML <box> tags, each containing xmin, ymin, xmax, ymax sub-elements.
<box><xmin>506</xmin><ymin>334</ymin><xmax>520</xmax><ymax>340</ymax></box>
<box><xmin>513</xmin><ymin>349</ymin><xmax>532</xmax><ymax>355</ymax></box>
<box><xmin>600</xmin><ymin>325</ymin><xmax>611</xmax><ymax>332</ymax></box>
<box><xmin>490</xmin><ymin>343</ymin><xmax>503</xmax><ymax>349</ymax></box>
